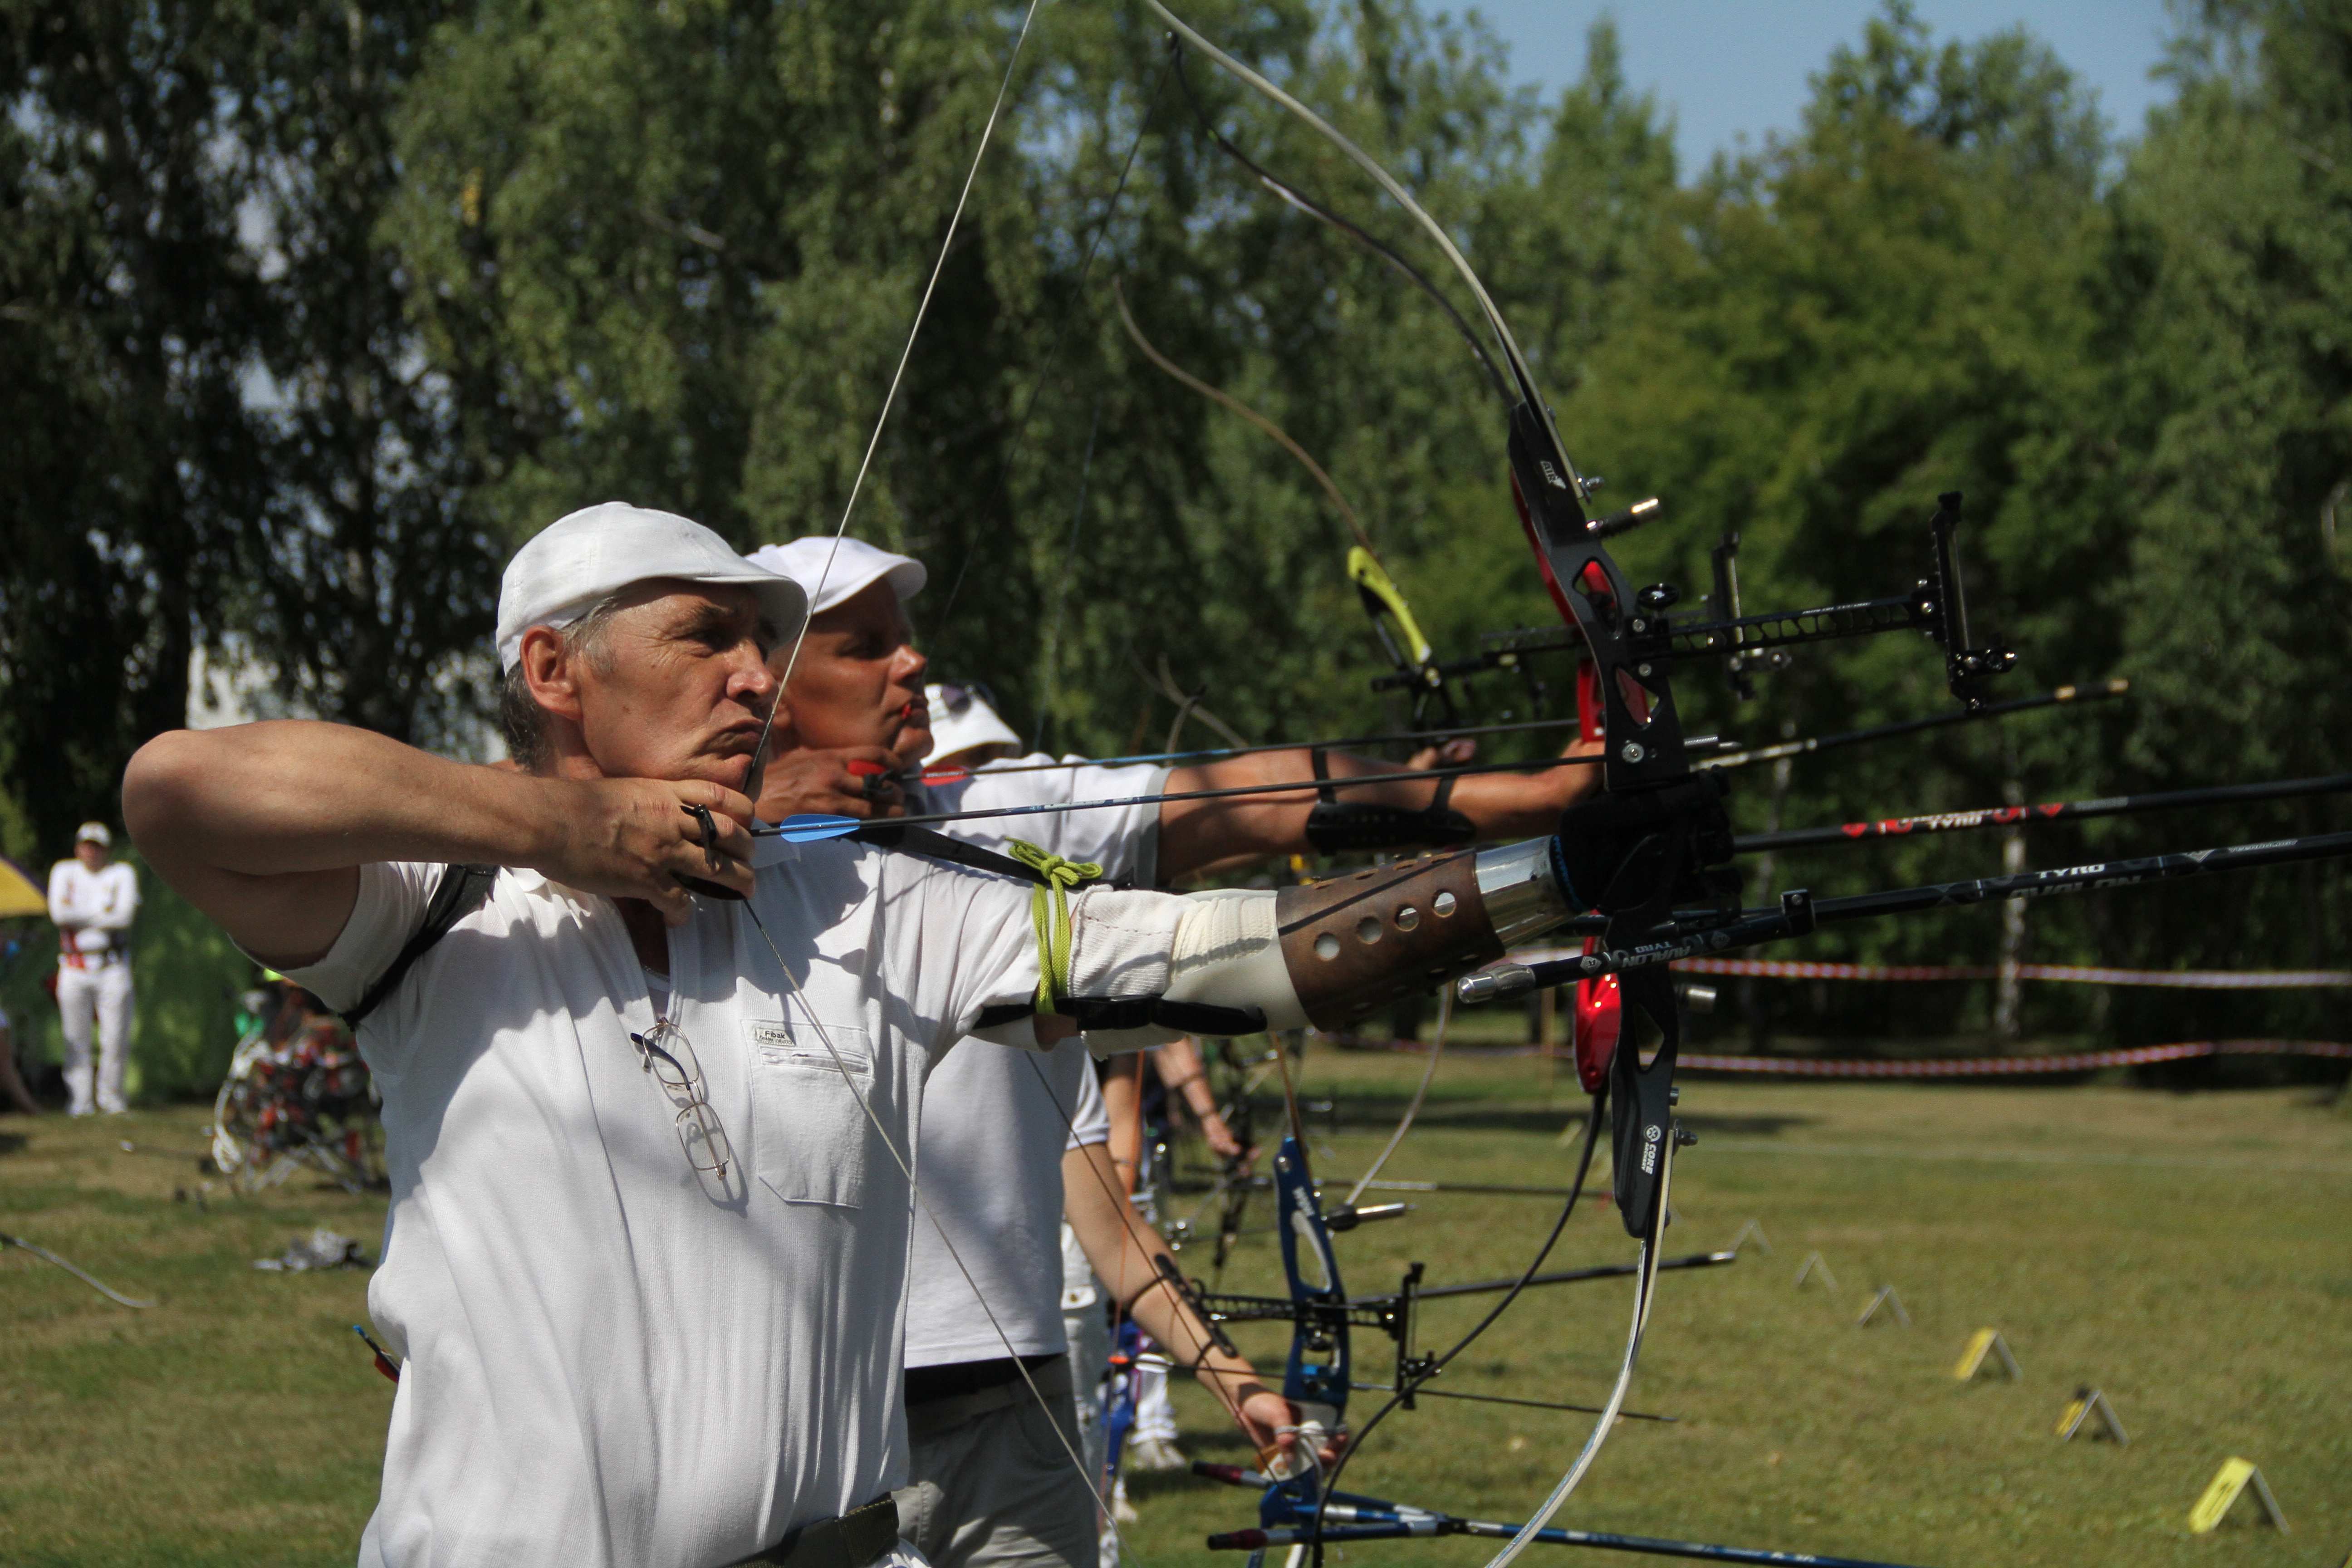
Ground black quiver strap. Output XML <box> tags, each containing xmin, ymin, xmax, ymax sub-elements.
<box><xmin>342</xmin><ymin>863</ymin><xmax>499</xmax><ymax>1029</ymax></box>
<box><xmin>848</xmin><ymin>823</ymin><xmax>1086</xmax><ymax>887</ymax></box>
<box><xmin>1303</xmin><ymin>746</ymin><xmax>1477</xmax><ymax>854</ymax></box>
<box><xmin>972</xmin><ymin>994</ymin><xmax>1268</xmax><ymax>1037</ymax></box>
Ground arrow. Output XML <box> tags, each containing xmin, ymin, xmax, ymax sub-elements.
<box><xmin>1737</xmin><ymin>770</ymin><xmax>2352</xmax><ymax>854</ymax></box>
<box><xmin>751</xmin><ymin>751</ymin><xmax>1617</xmax><ymax>839</ymax></box>
<box><xmin>1344</xmin><ymin>1382</ymin><xmax>1679</xmax><ymax>1422</ymax></box>
<box><xmin>1699</xmin><ymin>679</ymin><xmax>2128</xmax><ymax>772</ymax></box>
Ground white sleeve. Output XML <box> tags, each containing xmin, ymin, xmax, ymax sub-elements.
<box><xmin>272</xmin><ymin>861</ymin><xmax>442</xmax><ymax>1013</ymax></box>
<box><xmin>930</xmin><ymin>757</ymin><xmax>1172</xmax><ymax>886</ymax></box>
<box><xmin>90</xmin><ymin>866</ymin><xmax>140</xmax><ymax>932</ymax></box>
<box><xmin>889</xmin><ymin>856</ymin><xmax>1049</xmax><ymax>1045</ymax></box>
<box><xmin>1059</xmin><ymin>887</ymin><xmax>1305</xmax><ymax>1025</ymax></box>
<box><xmin>1067</xmin><ymin>1055</ymin><xmax>1111</xmax><ymax>1151</ymax></box>
<box><xmin>46</xmin><ymin>863</ymin><xmax>72</xmax><ymax>926</ymax></box>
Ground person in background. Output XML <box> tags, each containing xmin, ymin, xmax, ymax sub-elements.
<box><xmin>1147</xmin><ymin>1036</ymin><xmax>1247</xmax><ymax>1168</ymax></box>
<box><xmin>923</xmin><ymin>681</ymin><xmax>1023</xmax><ymax>772</ymax></box>
<box><xmin>48</xmin><ymin>822</ymin><xmax>140</xmax><ymax>1116</ymax></box>
<box><xmin>1093</xmin><ymin>1050</ymin><xmax>1195</xmax><ymax>1479</ymax></box>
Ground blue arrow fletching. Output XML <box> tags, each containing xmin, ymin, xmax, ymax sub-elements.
<box><xmin>774</xmin><ymin>814</ymin><xmax>865</xmax><ymax>843</ymax></box>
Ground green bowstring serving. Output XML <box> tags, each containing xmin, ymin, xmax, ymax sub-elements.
<box><xmin>1006</xmin><ymin>840</ymin><xmax>1103</xmax><ymax>1013</ymax></box>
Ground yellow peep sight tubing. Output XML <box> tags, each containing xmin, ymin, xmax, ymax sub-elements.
<box><xmin>1346</xmin><ymin>547</ymin><xmax>1435</xmax><ymax>669</ymax></box>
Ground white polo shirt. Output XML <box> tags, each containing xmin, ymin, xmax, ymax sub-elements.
<box><xmin>904</xmin><ymin>1048</ymin><xmax>1110</xmax><ymax>1368</ymax></box>
<box><xmin>285</xmin><ymin>836</ymin><xmax>1179</xmax><ymax>1568</ymax></box>
<box><xmin>901</xmin><ymin>759</ymin><xmax>1162</xmax><ymax>1371</ymax></box>
<box><xmin>903</xmin><ymin>755</ymin><xmax>1169</xmax><ymax>883</ymax></box>
<box><xmin>48</xmin><ymin>859</ymin><xmax>140</xmax><ymax>961</ymax></box>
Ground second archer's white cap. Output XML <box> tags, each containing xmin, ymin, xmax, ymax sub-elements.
<box><xmin>496</xmin><ymin>503</ymin><xmax>808</xmax><ymax>671</ymax></box>
<box><xmin>747</xmin><ymin>537</ymin><xmax>926</xmax><ymax>617</ymax></box>
<box><xmin>75</xmin><ymin>822</ymin><xmax>112</xmax><ymax>847</ymax></box>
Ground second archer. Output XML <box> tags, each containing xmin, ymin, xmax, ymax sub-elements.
<box><xmin>743</xmin><ymin>533</ymin><xmax>1600</xmax><ymax>1568</ymax></box>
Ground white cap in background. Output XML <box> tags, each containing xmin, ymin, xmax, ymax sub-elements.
<box><xmin>922</xmin><ymin>683</ymin><xmax>1024</xmax><ymax>769</ymax></box>
<box><xmin>496</xmin><ymin>503</ymin><xmax>808</xmax><ymax>672</ymax></box>
<box><xmin>747</xmin><ymin>537</ymin><xmax>926</xmax><ymax>617</ymax></box>
<box><xmin>75</xmin><ymin>822</ymin><xmax>111</xmax><ymax>847</ymax></box>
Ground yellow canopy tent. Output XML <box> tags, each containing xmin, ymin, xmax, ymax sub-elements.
<box><xmin>0</xmin><ymin>858</ymin><xmax>45</xmax><ymax>919</ymax></box>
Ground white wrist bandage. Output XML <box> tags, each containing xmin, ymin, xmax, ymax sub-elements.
<box><xmin>1163</xmin><ymin>891</ymin><xmax>1308</xmax><ymax>1031</ymax></box>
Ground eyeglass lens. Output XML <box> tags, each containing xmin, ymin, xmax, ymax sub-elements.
<box><xmin>632</xmin><ymin>1023</ymin><xmax>706</xmax><ymax>1103</ymax></box>
<box><xmin>676</xmin><ymin>1101</ymin><xmax>733</xmax><ymax>1177</ymax></box>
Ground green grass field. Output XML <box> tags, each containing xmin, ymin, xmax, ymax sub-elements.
<box><xmin>2</xmin><ymin>1053</ymin><xmax>2345</xmax><ymax>1567</ymax></box>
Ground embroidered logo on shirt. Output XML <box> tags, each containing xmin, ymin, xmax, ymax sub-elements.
<box><xmin>746</xmin><ymin>1019</ymin><xmax>870</xmax><ymax>1075</ymax></box>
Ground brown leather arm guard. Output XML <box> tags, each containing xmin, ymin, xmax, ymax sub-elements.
<box><xmin>1275</xmin><ymin>838</ymin><xmax>1576</xmax><ymax>1029</ymax></box>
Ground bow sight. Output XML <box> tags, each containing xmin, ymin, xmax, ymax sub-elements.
<box><xmin>1428</xmin><ymin>491</ymin><xmax>2018</xmax><ymax>725</ymax></box>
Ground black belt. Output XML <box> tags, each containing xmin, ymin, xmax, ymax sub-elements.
<box><xmin>733</xmin><ymin>1494</ymin><xmax>900</xmax><ymax>1568</ymax></box>
<box><xmin>902</xmin><ymin>1352</ymin><xmax>1061</xmax><ymax>1407</ymax></box>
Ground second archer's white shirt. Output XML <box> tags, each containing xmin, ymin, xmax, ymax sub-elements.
<box><xmin>903</xmin><ymin>1046</ymin><xmax>1111</xmax><ymax>1367</ymax></box>
<box><xmin>901</xmin><ymin>756</ymin><xmax>1164</xmax><ymax>1371</ymax></box>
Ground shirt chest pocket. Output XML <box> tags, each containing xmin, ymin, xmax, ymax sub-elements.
<box><xmin>746</xmin><ymin>1020</ymin><xmax>876</xmax><ymax>1210</ymax></box>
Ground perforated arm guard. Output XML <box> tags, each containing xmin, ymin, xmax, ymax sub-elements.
<box><xmin>1274</xmin><ymin>838</ymin><xmax>1575</xmax><ymax>1029</ymax></box>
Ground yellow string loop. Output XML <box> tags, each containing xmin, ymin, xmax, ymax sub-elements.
<box><xmin>1006</xmin><ymin>841</ymin><xmax>1103</xmax><ymax>1014</ymax></box>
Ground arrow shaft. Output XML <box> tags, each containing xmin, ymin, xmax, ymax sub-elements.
<box><xmin>1346</xmin><ymin>1381</ymin><xmax>1676</xmax><ymax>1421</ymax></box>
<box><xmin>1739</xmin><ymin>771</ymin><xmax>2352</xmax><ymax>853</ymax></box>
<box><xmin>760</xmin><ymin>752</ymin><xmax>1602</xmax><ymax>838</ymax></box>
<box><xmin>1219</xmin><ymin>1514</ymin><xmax>1931</xmax><ymax>1567</ymax></box>
<box><xmin>1405</xmin><ymin>1250</ymin><xmax>1735</xmax><ymax>1302</ymax></box>
<box><xmin>1484</xmin><ymin>829</ymin><xmax>2352</xmax><ymax>994</ymax></box>
<box><xmin>1700</xmin><ymin>680</ymin><xmax>2127</xmax><ymax>772</ymax></box>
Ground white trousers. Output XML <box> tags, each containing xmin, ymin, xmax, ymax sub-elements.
<box><xmin>56</xmin><ymin>961</ymin><xmax>133</xmax><ymax>1114</ymax></box>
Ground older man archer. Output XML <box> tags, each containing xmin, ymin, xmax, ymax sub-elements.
<box><xmin>124</xmin><ymin>503</ymin><xmax>1582</xmax><ymax>1568</ymax></box>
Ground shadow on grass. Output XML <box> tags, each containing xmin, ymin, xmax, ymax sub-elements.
<box><xmin>0</xmin><ymin>1130</ymin><xmax>25</xmax><ymax>1156</ymax></box>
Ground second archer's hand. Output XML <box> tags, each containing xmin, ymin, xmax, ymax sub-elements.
<box><xmin>755</xmin><ymin>746</ymin><xmax>907</xmax><ymax>823</ymax></box>
<box><xmin>537</xmin><ymin>777</ymin><xmax>756</xmax><ymax>925</ymax></box>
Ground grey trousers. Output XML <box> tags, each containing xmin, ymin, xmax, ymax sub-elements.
<box><xmin>901</xmin><ymin>1355</ymin><xmax>1096</xmax><ymax>1568</ymax></box>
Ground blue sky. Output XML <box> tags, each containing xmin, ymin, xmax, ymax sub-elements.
<box><xmin>1464</xmin><ymin>2</ymin><xmax>2179</xmax><ymax>172</ymax></box>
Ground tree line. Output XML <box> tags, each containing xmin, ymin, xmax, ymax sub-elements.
<box><xmin>3</xmin><ymin>0</ymin><xmax>2347</xmax><ymax>1053</ymax></box>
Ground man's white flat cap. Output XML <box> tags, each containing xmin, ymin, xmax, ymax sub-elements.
<box><xmin>922</xmin><ymin>683</ymin><xmax>1024</xmax><ymax>768</ymax></box>
<box><xmin>497</xmin><ymin>503</ymin><xmax>808</xmax><ymax>672</ymax></box>
<box><xmin>746</xmin><ymin>537</ymin><xmax>926</xmax><ymax>617</ymax></box>
<box><xmin>75</xmin><ymin>822</ymin><xmax>111</xmax><ymax>847</ymax></box>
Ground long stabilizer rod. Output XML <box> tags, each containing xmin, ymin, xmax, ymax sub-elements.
<box><xmin>1465</xmin><ymin>828</ymin><xmax>2352</xmax><ymax>999</ymax></box>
